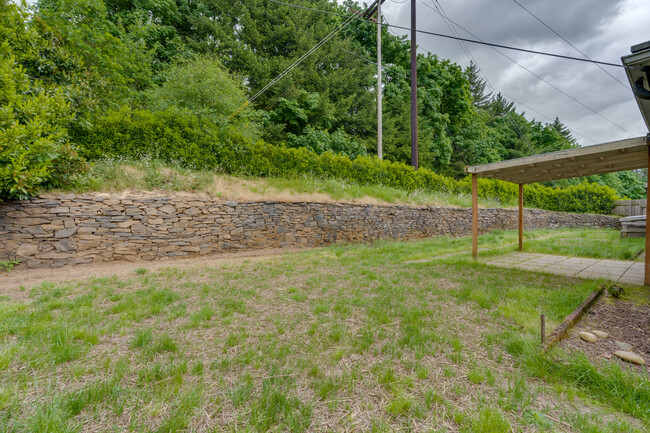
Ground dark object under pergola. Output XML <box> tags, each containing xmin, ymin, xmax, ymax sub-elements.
<box><xmin>464</xmin><ymin>135</ymin><xmax>650</xmax><ymax>285</ymax></box>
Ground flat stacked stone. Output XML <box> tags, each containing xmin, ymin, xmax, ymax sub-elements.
<box><xmin>0</xmin><ymin>192</ymin><xmax>621</xmax><ymax>269</ymax></box>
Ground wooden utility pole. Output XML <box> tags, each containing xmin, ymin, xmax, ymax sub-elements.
<box><xmin>410</xmin><ymin>0</ymin><xmax>418</xmax><ymax>169</ymax></box>
<box><xmin>377</xmin><ymin>0</ymin><xmax>382</xmax><ymax>160</ymax></box>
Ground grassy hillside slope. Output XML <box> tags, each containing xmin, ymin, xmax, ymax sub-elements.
<box><xmin>64</xmin><ymin>159</ymin><xmax>506</xmax><ymax>209</ymax></box>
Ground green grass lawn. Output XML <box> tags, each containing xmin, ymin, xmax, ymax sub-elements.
<box><xmin>388</xmin><ymin>227</ymin><xmax>644</xmax><ymax>263</ymax></box>
<box><xmin>1</xmin><ymin>235</ymin><xmax>648</xmax><ymax>432</ymax></box>
<box><xmin>522</xmin><ymin>228</ymin><xmax>645</xmax><ymax>261</ymax></box>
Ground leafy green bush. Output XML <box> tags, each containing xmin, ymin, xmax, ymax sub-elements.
<box><xmin>76</xmin><ymin>111</ymin><xmax>618</xmax><ymax>214</ymax></box>
<box><xmin>142</xmin><ymin>56</ymin><xmax>258</xmax><ymax>138</ymax></box>
<box><xmin>0</xmin><ymin>43</ymin><xmax>88</xmax><ymax>201</ymax></box>
<box><xmin>525</xmin><ymin>182</ymin><xmax>618</xmax><ymax>214</ymax></box>
<box><xmin>287</xmin><ymin>126</ymin><xmax>366</xmax><ymax>159</ymax></box>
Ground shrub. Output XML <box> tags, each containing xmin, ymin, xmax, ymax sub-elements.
<box><xmin>0</xmin><ymin>44</ymin><xmax>88</xmax><ymax>201</ymax></box>
<box><xmin>143</xmin><ymin>56</ymin><xmax>258</xmax><ymax>139</ymax></box>
<box><xmin>286</xmin><ymin>126</ymin><xmax>366</xmax><ymax>159</ymax></box>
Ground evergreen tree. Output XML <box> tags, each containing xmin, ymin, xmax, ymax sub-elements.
<box><xmin>551</xmin><ymin>117</ymin><xmax>577</xmax><ymax>147</ymax></box>
<box><xmin>465</xmin><ymin>61</ymin><xmax>491</xmax><ymax>108</ymax></box>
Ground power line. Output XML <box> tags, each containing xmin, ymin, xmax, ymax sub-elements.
<box><xmin>426</xmin><ymin>0</ymin><xmax>535</xmax><ymax>153</ymax></box>
<box><xmin>420</xmin><ymin>0</ymin><xmax>595</xmax><ymax>146</ymax></box>
<box><xmin>495</xmin><ymin>89</ymin><xmax>596</xmax><ymax>144</ymax></box>
<box><xmin>340</xmin><ymin>48</ymin><xmax>460</xmax><ymax>157</ymax></box>
<box><xmin>229</xmin><ymin>1</ymin><xmax>362</xmax><ymax>119</ymax></box>
<box><xmin>415</xmin><ymin>0</ymin><xmax>635</xmax><ymax>137</ymax></box>
<box><xmin>266</xmin><ymin>0</ymin><xmax>626</xmax><ymax>68</ymax></box>
<box><xmin>382</xmin><ymin>20</ymin><xmax>496</xmax><ymax>146</ymax></box>
<box><xmin>427</xmin><ymin>0</ymin><xmax>570</xmax><ymax>150</ymax></box>
<box><xmin>510</xmin><ymin>0</ymin><xmax>630</xmax><ymax>91</ymax></box>
<box><xmin>264</xmin><ymin>0</ymin><xmax>633</xmax><ymax>140</ymax></box>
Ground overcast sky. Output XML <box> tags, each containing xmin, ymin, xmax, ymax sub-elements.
<box><xmin>338</xmin><ymin>0</ymin><xmax>650</xmax><ymax>146</ymax></box>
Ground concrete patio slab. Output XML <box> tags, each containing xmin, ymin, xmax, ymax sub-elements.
<box><xmin>559</xmin><ymin>257</ymin><xmax>600</xmax><ymax>266</ymax></box>
<box><xmin>482</xmin><ymin>252</ymin><xmax>645</xmax><ymax>286</ymax></box>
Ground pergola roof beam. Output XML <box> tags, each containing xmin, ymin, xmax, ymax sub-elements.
<box><xmin>465</xmin><ymin>136</ymin><xmax>648</xmax><ymax>184</ymax></box>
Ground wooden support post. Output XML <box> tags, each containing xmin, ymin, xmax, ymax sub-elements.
<box><xmin>540</xmin><ymin>313</ymin><xmax>546</xmax><ymax>344</ymax></box>
<box><xmin>643</xmin><ymin>146</ymin><xmax>650</xmax><ymax>286</ymax></box>
<box><xmin>518</xmin><ymin>183</ymin><xmax>523</xmax><ymax>252</ymax></box>
<box><xmin>472</xmin><ymin>174</ymin><xmax>478</xmax><ymax>259</ymax></box>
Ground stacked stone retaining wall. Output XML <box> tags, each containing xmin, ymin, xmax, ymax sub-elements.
<box><xmin>0</xmin><ymin>193</ymin><xmax>620</xmax><ymax>269</ymax></box>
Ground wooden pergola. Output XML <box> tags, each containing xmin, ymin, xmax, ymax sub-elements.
<box><xmin>465</xmin><ymin>135</ymin><xmax>650</xmax><ymax>285</ymax></box>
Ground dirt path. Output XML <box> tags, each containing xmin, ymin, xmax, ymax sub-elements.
<box><xmin>0</xmin><ymin>247</ymin><xmax>317</xmax><ymax>291</ymax></box>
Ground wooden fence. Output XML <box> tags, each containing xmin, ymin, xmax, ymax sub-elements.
<box><xmin>612</xmin><ymin>199</ymin><xmax>647</xmax><ymax>216</ymax></box>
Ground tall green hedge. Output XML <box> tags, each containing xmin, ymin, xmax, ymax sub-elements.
<box><xmin>78</xmin><ymin>107</ymin><xmax>618</xmax><ymax>214</ymax></box>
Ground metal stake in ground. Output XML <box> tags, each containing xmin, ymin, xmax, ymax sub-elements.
<box><xmin>540</xmin><ymin>313</ymin><xmax>546</xmax><ymax>344</ymax></box>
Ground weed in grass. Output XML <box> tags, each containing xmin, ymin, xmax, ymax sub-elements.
<box><xmin>46</xmin><ymin>326</ymin><xmax>85</xmax><ymax>364</ymax></box>
<box><xmin>521</xmin><ymin>409</ymin><xmax>554</xmax><ymax>430</ymax></box>
<box><xmin>369</xmin><ymin>418</ymin><xmax>392</xmax><ymax>432</ymax></box>
<box><xmin>448</xmin><ymin>352</ymin><xmax>464</xmax><ymax>364</ymax></box>
<box><xmin>424</xmin><ymin>390</ymin><xmax>446</xmax><ymax>410</ymax></box>
<box><xmin>312</xmin><ymin>299</ymin><xmax>331</xmax><ymax>315</ymax></box>
<box><xmin>191</xmin><ymin>361</ymin><xmax>204</xmax><ymax>376</ymax></box>
<box><xmin>131</xmin><ymin>328</ymin><xmax>153</xmax><ymax>349</ymax></box>
<box><xmin>331</xmin><ymin>349</ymin><xmax>344</xmax><ymax>362</ymax></box>
<box><xmin>0</xmin><ymin>387</ymin><xmax>15</xmax><ymax>412</ymax></box>
<box><xmin>219</xmin><ymin>298</ymin><xmax>245</xmax><ymax>317</ymax></box>
<box><xmin>155</xmin><ymin>388</ymin><xmax>203</xmax><ymax>433</ymax></box>
<box><xmin>224</xmin><ymin>330</ymin><xmax>247</xmax><ymax>351</ymax></box>
<box><xmin>250</xmin><ymin>380</ymin><xmax>312</xmax><ymax>432</ymax></box>
<box><xmin>461</xmin><ymin>406</ymin><xmax>511</xmax><ymax>433</ymax></box>
<box><xmin>138</xmin><ymin>361</ymin><xmax>165</xmax><ymax>384</ymax></box>
<box><xmin>398</xmin><ymin>309</ymin><xmax>436</xmax><ymax>350</ymax></box>
<box><xmin>328</xmin><ymin>323</ymin><xmax>345</xmax><ymax>343</ymax></box>
<box><xmin>228</xmin><ymin>376</ymin><xmax>254</xmax><ymax>407</ymax></box>
<box><xmin>468</xmin><ymin>368</ymin><xmax>486</xmax><ymax>384</ymax></box>
<box><xmin>111</xmin><ymin>287</ymin><xmax>180</xmax><ymax>320</ymax></box>
<box><xmin>376</xmin><ymin>366</ymin><xmax>399</xmax><ymax>392</ymax></box>
<box><xmin>168</xmin><ymin>303</ymin><xmax>187</xmax><ymax>319</ymax></box>
<box><xmin>385</xmin><ymin>394</ymin><xmax>413</xmax><ymax>417</ymax></box>
<box><xmin>135</xmin><ymin>268</ymin><xmax>148</xmax><ymax>275</ymax></box>
<box><xmin>138</xmin><ymin>360</ymin><xmax>188</xmax><ymax>386</ymax></box>
<box><xmin>352</xmin><ymin>328</ymin><xmax>374</xmax><ymax>353</ymax></box>
<box><xmin>16</xmin><ymin>379</ymin><xmax>122</xmax><ymax>432</ymax></box>
<box><xmin>63</xmin><ymin>379</ymin><xmax>122</xmax><ymax>416</ymax></box>
<box><xmin>503</xmin><ymin>333</ymin><xmax>527</xmax><ymax>356</ymax></box>
<box><xmin>313</xmin><ymin>376</ymin><xmax>340</xmax><ymax>400</ymax></box>
<box><xmin>567</xmin><ymin>412</ymin><xmax>646</xmax><ymax>433</ymax></box>
<box><xmin>484</xmin><ymin>367</ymin><xmax>496</xmax><ymax>386</ymax></box>
<box><xmin>188</xmin><ymin>305</ymin><xmax>215</xmax><ymax>328</ymax></box>
<box><xmin>150</xmin><ymin>334</ymin><xmax>178</xmax><ymax>354</ymax></box>
<box><xmin>443</xmin><ymin>366</ymin><xmax>456</xmax><ymax>378</ymax></box>
<box><xmin>499</xmin><ymin>373</ymin><xmax>534</xmax><ymax>413</ymax></box>
<box><xmin>21</xmin><ymin>401</ymin><xmax>79</xmax><ymax>433</ymax></box>
<box><xmin>452</xmin><ymin>409</ymin><xmax>467</xmax><ymax>426</ymax></box>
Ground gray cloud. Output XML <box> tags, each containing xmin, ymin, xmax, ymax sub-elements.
<box><xmin>340</xmin><ymin>0</ymin><xmax>650</xmax><ymax>145</ymax></box>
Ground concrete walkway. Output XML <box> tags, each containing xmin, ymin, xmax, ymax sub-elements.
<box><xmin>484</xmin><ymin>252</ymin><xmax>644</xmax><ymax>285</ymax></box>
